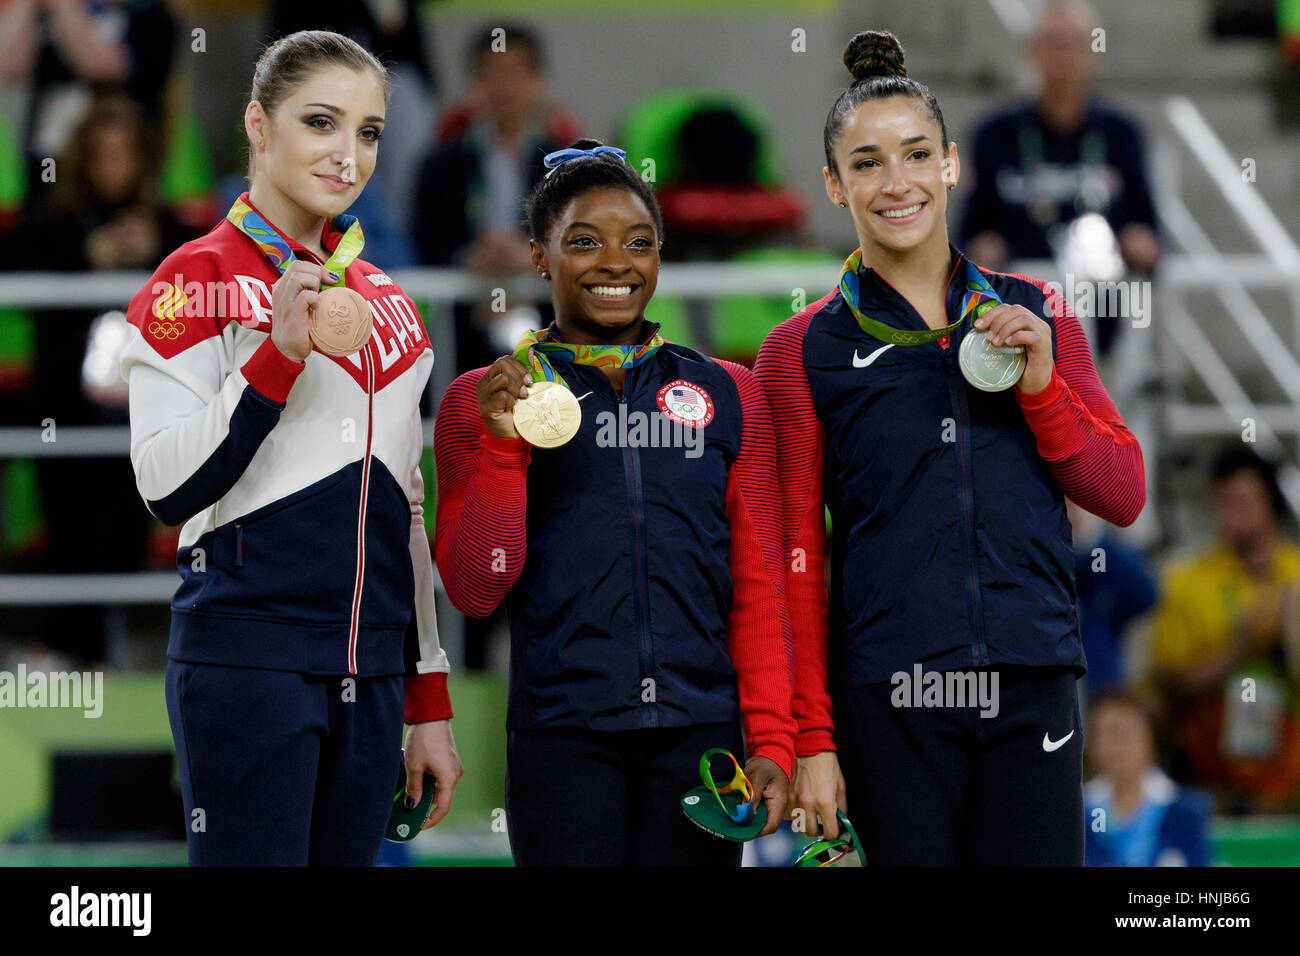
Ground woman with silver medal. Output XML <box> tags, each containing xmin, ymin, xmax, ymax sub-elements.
<box><xmin>756</xmin><ymin>30</ymin><xmax>1146</xmax><ymax>866</ymax></box>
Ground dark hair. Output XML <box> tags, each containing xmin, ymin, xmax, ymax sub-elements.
<box><xmin>1089</xmin><ymin>686</ymin><xmax>1156</xmax><ymax>723</ymax></box>
<box><xmin>246</xmin><ymin>30</ymin><xmax>391</xmax><ymax>179</ymax></box>
<box><xmin>823</xmin><ymin>30</ymin><xmax>949</xmax><ymax>178</ymax></box>
<box><xmin>1086</xmin><ymin>686</ymin><xmax>1165</xmax><ymax>748</ymax></box>
<box><xmin>524</xmin><ymin>138</ymin><xmax>664</xmax><ymax>244</ymax></box>
<box><xmin>468</xmin><ymin>23</ymin><xmax>544</xmax><ymax>74</ymax></box>
<box><xmin>53</xmin><ymin>93</ymin><xmax>158</xmax><ymax>214</ymax></box>
<box><xmin>1211</xmin><ymin>447</ymin><xmax>1287</xmax><ymax>519</ymax></box>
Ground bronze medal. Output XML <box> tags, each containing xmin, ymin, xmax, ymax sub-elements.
<box><xmin>512</xmin><ymin>381</ymin><xmax>581</xmax><ymax>448</ymax></box>
<box><xmin>309</xmin><ymin>286</ymin><xmax>373</xmax><ymax>357</ymax></box>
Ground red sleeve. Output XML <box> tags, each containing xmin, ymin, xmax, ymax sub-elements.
<box><xmin>717</xmin><ymin>360</ymin><xmax>797</xmax><ymax>781</ymax></box>
<box><xmin>404</xmin><ymin>672</ymin><xmax>453</xmax><ymax>723</ymax></box>
<box><xmin>754</xmin><ymin>295</ymin><xmax>837</xmax><ymax>757</ymax></box>
<box><xmin>432</xmin><ymin>370</ymin><xmax>531</xmax><ymax>617</ymax></box>
<box><xmin>1011</xmin><ymin>275</ymin><xmax>1147</xmax><ymax>527</ymax></box>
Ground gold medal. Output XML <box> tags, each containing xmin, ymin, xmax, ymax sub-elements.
<box><xmin>512</xmin><ymin>381</ymin><xmax>581</xmax><ymax>448</ymax></box>
<box><xmin>309</xmin><ymin>286</ymin><xmax>373</xmax><ymax>357</ymax></box>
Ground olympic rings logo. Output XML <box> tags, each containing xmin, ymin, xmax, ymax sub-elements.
<box><xmin>148</xmin><ymin>321</ymin><xmax>187</xmax><ymax>340</ymax></box>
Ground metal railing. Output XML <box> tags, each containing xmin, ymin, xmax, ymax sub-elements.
<box><xmin>1155</xmin><ymin>96</ymin><xmax>1300</xmax><ymax>519</ymax></box>
<box><xmin>1</xmin><ymin>95</ymin><xmax>1298</xmax><ymax>628</ymax></box>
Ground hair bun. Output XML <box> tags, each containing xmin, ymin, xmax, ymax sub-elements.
<box><xmin>843</xmin><ymin>30</ymin><xmax>906</xmax><ymax>83</ymax></box>
<box><xmin>569</xmin><ymin>137</ymin><xmax>606</xmax><ymax>152</ymax></box>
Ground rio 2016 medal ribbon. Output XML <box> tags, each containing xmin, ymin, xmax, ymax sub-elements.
<box><xmin>512</xmin><ymin>381</ymin><xmax>582</xmax><ymax>448</ymax></box>
<box><xmin>510</xmin><ymin>324</ymin><xmax>667</xmax><ymax>449</ymax></box>
<box><xmin>838</xmin><ymin>249</ymin><xmax>1026</xmax><ymax>391</ymax></box>
<box><xmin>225</xmin><ymin>196</ymin><xmax>372</xmax><ymax>356</ymax></box>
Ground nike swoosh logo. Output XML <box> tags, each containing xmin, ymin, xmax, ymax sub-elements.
<box><xmin>575</xmin><ymin>391</ymin><xmax>593</xmax><ymax>402</ymax></box>
<box><xmin>852</xmin><ymin>344</ymin><xmax>894</xmax><ymax>368</ymax></box>
<box><xmin>1042</xmin><ymin>730</ymin><xmax>1074</xmax><ymax>752</ymax></box>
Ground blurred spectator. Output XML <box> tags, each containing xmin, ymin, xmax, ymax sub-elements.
<box><xmin>1148</xmin><ymin>448</ymin><xmax>1300</xmax><ymax>814</ymax></box>
<box><xmin>413</xmin><ymin>23</ymin><xmax>580</xmax><ymax>376</ymax></box>
<box><xmin>957</xmin><ymin>1</ymin><xmax>1159</xmax><ymax>279</ymax></box>
<box><xmin>1069</xmin><ymin>498</ymin><xmax>1158</xmax><ymax>696</ymax></box>
<box><xmin>413</xmin><ymin>24</ymin><xmax>579</xmax><ymax>670</ymax></box>
<box><xmin>617</xmin><ymin>90</ymin><xmax>810</xmax><ymax>364</ymax></box>
<box><xmin>0</xmin><ymin>94</ymin><xmax>198</xmax><ymax>665</ymax></box>
<box><xmin>0</xmin><ymin>0</ymin><xmax>177</xmax><ymax>219</ymax></box>
<box><xmin>267</xmin><ymin>0</ymin><xmax>437</xmax><ymax>236</ymax></box>
<box><xmin>619</xmin><ymin>91</ymin><xmax>807</xmax><ymax>263</ymax></box>
<box><xmin>1084</xmin><ymin>687</ymin><xmax>1213</xmax><ymax>866</ymax></box>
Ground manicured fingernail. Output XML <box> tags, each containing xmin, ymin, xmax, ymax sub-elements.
<box><xmin>520</xmin><ymin>386</ymin><xmax>529</xmax><ymax>398</ymax></box>
<box><xmin>405</xmin><ymin>796</ymin><xmax>415</xmax><ymax>809</ymax></box>
<box><xmin>328</xmin><ymin>271</ymin><xmax>340</xmax><ymax>282</ymax></box>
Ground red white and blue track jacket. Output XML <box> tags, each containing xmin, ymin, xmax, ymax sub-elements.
<box><xmin>120</xmin><ymin>191</ymin><xmax>451</xmax><ymax>723</ymax></box>
<box><xmin>755</xmin><ymin>250</ymin><xmax>1145</xmax><ymax>757</ymax></box>
<box><xmin>434</xmin><ymin>332</ymin><xmax>797</xmax><ymax>778</ymax></box>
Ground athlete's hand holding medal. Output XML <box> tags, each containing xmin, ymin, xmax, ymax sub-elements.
<box><xmin>229</xmin><ymin>192</ymin><xmax>374</xmax><ymax>362</ymax></box>
<box><xmin>839</xmin><ymin>249</ymin><xmax>1052</xmax><ymax>393</ymax></box>
<box><xmin>475</xmin><ymin>353</ymin><xmax>534</xmax><ymax>440</ymax></box>
<box><xmin>475</xmin><ymin>340</ymin><xmax>583</xmax><ymax>449</ymax></box>
<box><xmin>969</xmin><ymin>300</ymin><xmax>1055</xmax><ymax>395</ymax></box>
<box><xmin>270</xmin><ymin>260</ymin><xmax>340</xmax><ymax>362</ymax></box>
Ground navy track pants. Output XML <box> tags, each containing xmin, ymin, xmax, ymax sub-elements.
<box><xmin>505</xmin><ymin>721</ymin><xmax>745</xmax><ymax>867</ymax></box>
<box><xmin>834</xmin><ymin>665</ymin><xmax>1084</xmax><ymax>866</ymax></box>
<box><xmin>166</xmin><ymin>660</ymin><xmax>404</xmax><ymax>866</ymax></box>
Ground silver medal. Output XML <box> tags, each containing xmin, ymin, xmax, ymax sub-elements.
<box><xmin>959</xmin><ymin>329</ymin><xmax>1026</xmax><ymax>392</ymax></box>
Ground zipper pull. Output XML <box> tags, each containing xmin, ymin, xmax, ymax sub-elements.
<box><xmin>235</xmin><ymin>523</ymin><xmax>244</xmax><ymax>568</ymax></box>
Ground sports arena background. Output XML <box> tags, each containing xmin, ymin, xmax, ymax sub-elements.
<box><xmin>0</xmin><ymin>0</ymin><xmax>1298</xmax><ymax>866</ymax></box>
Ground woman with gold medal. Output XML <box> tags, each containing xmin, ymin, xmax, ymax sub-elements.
<box><xmin>433</xmin><ymin>140</ymin><xmax>796</xmax><ymax>865</ymax></box>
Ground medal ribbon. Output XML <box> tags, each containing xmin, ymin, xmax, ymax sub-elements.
<box><xmin>838</xmin><ymin>250</ymin><xmax>1002</xmax><ymax>345</ymax></box>
<box><xmin>513</xmin><ymin>324</ymin><xmax>665</xmax><ymax>389</ymax></box>
<box><xmin>225</xmin><ymin>197</ymin><xmax>365</xmax><ymax>290</ymax></box>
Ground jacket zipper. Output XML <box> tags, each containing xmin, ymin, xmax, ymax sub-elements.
<box><xmin>945</xmin><ymin>350</ymin><xmax>989</xmax><ymax>666</ymax></box>
<box><xmin>616</xmin><ymin>370</ymin><xmax>659</xmax><ymax>727</ymax></box>
<box><xmin>865</xmin><ymin>253</ymin><xmax>986</xmax><ymax>663</ymax></box>
<box><xmin>347</xmin><ymin>341</ymin><xmax>376</xmax><ymax>674</ymax></box>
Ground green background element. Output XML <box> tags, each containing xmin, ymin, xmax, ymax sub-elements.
<box><xmin>620</xmin><ymin>89</ymin><xmax>785</xmax><ymax>188</ymax></box>
<box><xmin>0</xmin><ymin>672</ymin><xmax>509</xmax><ymax>858</ymax></box>
<box><xmin>436</xmin><ymin>0</ymin><xmax>836</xmax><ymax>13</ymax></box>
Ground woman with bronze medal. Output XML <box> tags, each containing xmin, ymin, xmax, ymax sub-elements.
<box><xmin>433</xmin><ymin>140</ymin><xmax>796</xmax><ymax>865</ymax></box>
<box><xmin>121</xmin><ymin>31</ymin><xmax>461</xmax><ymax>865</ymax></box>
<box><xmin>755</xmin><ymin>31</ymin><xmax>1147</xmax><ymax>865</ymax></box>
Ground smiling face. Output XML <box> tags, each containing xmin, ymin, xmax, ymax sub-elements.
<box><xmin>245</xmin><ymin>64</ymin><xmax>387</xmax><ymax>220</ymax></box>
<box><xmin>824</xmin><ymin>94</ymin><xmax>958</xmax><ymax>260</ymax></box>
<box><xmin>531</xmin><ymin>185</ymin><xmax>660</xmax><ymax>341</ymax></box>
